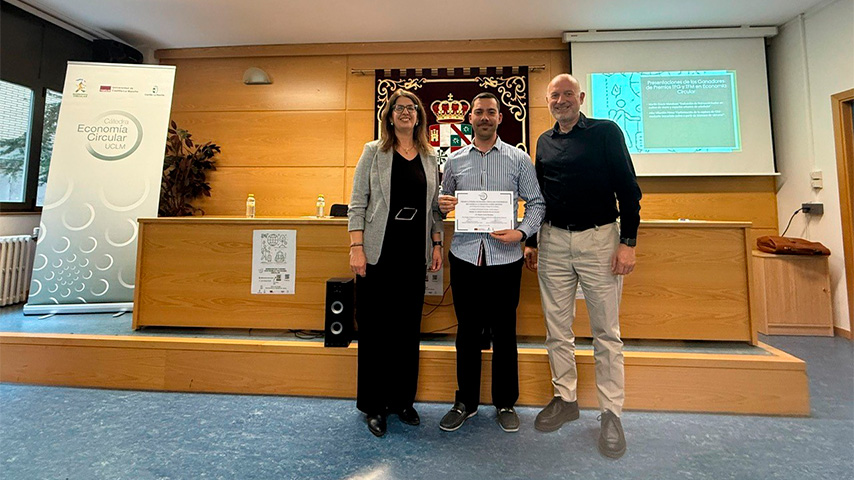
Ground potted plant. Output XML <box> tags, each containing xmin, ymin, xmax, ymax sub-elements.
<box><xmin>159</xmin><ymin>120</ymin><xmax>221</xmax><ymax>216</ymax></box>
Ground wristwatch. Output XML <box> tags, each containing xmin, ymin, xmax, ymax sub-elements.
<box><xmin>432</xmin><ymin>240</ymin><xmax>443</xmax><ymax>247</ymax></box>
<box><xmin>518</xmin><ymin>230</ymin><xmax>528</xmax><ymax>242</ymax></box>
<box><xmin>620</xmin><ymin>237</ymin><xmax>637</xmax><ymax>247</ymax></box>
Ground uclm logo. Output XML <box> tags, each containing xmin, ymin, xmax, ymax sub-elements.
<box><xmin>100</xmin><ymin>85</ymin><xmax>112</xmax><ymax>92</ymax></box>
<box><xmin>79</xmin><ymin>111</ymin><xmax>144</xmax><ymax>161</ymax></box>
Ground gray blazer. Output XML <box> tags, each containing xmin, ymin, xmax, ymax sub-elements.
<box><xmin>348</xmin><ymin>140</ymin><xmax>443</xmax><ymax>265</ymax></box>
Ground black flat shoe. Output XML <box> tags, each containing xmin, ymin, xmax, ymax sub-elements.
<box><xmin>396</xmin><ymin>406</ymin><xmax>421</xmax><ymax>426</ymax></box>
<box><xmin>367</xmin><ymin>413</ymin><xmax>387</xmax><ymax>437</ymax></box>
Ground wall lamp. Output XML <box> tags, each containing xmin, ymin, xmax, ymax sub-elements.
<box><xmin>243</xmin><ymin>67</ymin><xmax>272</xmax><ymax>85</ymax></box>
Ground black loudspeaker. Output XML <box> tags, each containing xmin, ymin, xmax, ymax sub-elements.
<box><xmin>325</xmin><ymin>277</ymin><xmax>355</xmax><ymax>347</ymax></box>
<box><xmin>92</xmin><ymin>39</ymin><xmax>143</xmax><ymax>64</ymax></box>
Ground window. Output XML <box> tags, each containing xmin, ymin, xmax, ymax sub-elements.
<box><xmin>0</xmin><ymin>80</ymin><xmax>34</xmax><ymax>203</ymax></box>
<box><xmin>1</xmin><ymin>1</ymin><xmax>92</xmax><ymax>212</ymax></box>
<box><xmin>37</xmin><ymin>89</ymin><xmax>62</xmax><ymax>206</ymax></box>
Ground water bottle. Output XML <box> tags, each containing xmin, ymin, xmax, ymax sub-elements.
<box><xmin>315</xmin><ymin>194</ymin><xmax>326</xmax><ymax>218</ymax></box>
<box><xmin>245</xmin><ymin>194</ymin><xmax>256</xmax><ymax>218</ymax></box>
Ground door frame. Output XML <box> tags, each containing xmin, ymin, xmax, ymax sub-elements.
<box><xmin>831</xmin><ymin>88</ymin><xmax>854</xmax><ymax>336</ymax></box>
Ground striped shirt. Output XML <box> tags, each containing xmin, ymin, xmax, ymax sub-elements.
<box><xmin>442</xmin><ymin>137</ymin><xmax>545</xmax><ymax>266</ymax></box>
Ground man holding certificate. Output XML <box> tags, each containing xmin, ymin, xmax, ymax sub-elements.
<box><xmin>437</xmin><ymin>92</ymin><xmax>545</xmax><ymax>433</ymax></box>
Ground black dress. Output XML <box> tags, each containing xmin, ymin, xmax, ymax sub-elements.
<box><xmin>356</xmin><ymin>151</ymin><xmax>427</xmax><ymax>415</ymax></box>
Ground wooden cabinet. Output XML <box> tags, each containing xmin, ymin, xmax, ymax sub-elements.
<box><xmin>752</xmin><ymin>251</ymin><xmax>833</xmax><ymax>335</ymax></box>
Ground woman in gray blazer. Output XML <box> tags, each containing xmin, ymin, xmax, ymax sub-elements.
<box><xmin>348</xmin><ymin>89</ymin><xmax>443</xmax><ymax>437</ymax></box>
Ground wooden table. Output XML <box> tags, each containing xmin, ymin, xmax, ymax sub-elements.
<box><xmin>134</xmin><ymin>217</ymin><xmax>757</xmax><ymax>343</ymax></box>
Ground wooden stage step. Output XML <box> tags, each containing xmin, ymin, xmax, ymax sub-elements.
<box><xmin>0</xmin><ymin>332</ymin><xmax>809</xmax><ymax>416</ymax></box>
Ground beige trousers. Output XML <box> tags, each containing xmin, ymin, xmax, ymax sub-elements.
<box><xmin>537</xmin><ymin>222</ymin><xmax>625</xmax><ymax>416</ymax></box>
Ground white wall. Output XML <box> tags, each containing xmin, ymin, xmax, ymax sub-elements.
<box><xmin>767</xmin><ymin>0</ymin><xmax>854</xmax><ymax>332</ymax></box>
<box><xmin>0</xmin><ymin>214</ymin><xmax>40</xmax><ymax>237</ymax></box>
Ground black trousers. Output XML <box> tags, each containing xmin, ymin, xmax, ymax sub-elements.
<box><xmin>449</xmin><ymin>252</ymin><xmax>523</xmax><ymax>410</ymax></box>
<box><xmin>355</xmin><ymin>259</ymin><xmax>425</xmax><ymax>415</ymax></box>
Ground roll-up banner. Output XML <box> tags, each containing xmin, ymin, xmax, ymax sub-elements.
<box><xmin>24</xmin><ymin>62</ymin><xmax>175</xmax><ymax>315</ymax></box>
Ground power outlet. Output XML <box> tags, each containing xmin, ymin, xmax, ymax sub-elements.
<box><xmin>802</xmin><ymin>202</ymin><xmax>824</xmax><ymax>215</ymax></box>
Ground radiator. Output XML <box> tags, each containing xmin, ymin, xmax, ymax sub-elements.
<box><xmin>0</xmin><ymin>235</ymin><xmax>36</xmax><ymax>307</ymax></box>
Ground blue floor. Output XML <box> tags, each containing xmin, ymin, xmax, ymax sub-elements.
<box><xmin>1</xmin><ymin>308</ymin><xmax>852</xmax><ymax>479</ymax></box>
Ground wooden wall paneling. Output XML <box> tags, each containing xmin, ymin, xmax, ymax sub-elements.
<box><xmin>165</xmin><ymin>56</ymin><xmax>348</xmax><ymax>112</ymax></box>
<box><xmin>637</xmin><ymin>176</ymin><xmax>778</xmax><ymax>232</ymax></box>
<box><xmin>344</xmin><ymin>167</ymin><xmax>356</xmax><ymax>204</ymax></box>
<box><xmin>636</xmin><ymin>176</ymin><xmax>778</xmax><ymax>228</ymax></box>
<box><xmin>345</xmin><ymin>68</ymin><xmax>376</xmax><ymax>110</ymax></box>
<box><xmin>639</xmin><ymin>176</ymin><xmax>776</xmax><ymax>194</ymax></box>
<box><xmin>638</xmin><ymin>191</ymin><xmax>776</xmax><ymax>227</ymax></box>
<box><xmin>529</xmin><ymin>106</ymin><xmax>553</xmax><ymax>159</ymax></box>
<box><xmin>136</xmin><ymin>220</ymin><xmax>352</xmax><ymax>330</ymax></box>
<box><xmin>170</xmin><ymin>111</ymin><xmax>346</xmax><ymax>168</ymax></box>
<box><xmin>548</xmin><ymin>49</ymin><xmax>571</xmax><ymax>82</ymax></box>
<box><xmin>345</xmin><ymin>110</ymin><xmax>376</xmax><ymax>166</ymax></box>
<box><xmin>195</xmin><ymin>167</ymin><xmax>345</xmax><ymax>217</ymax></box>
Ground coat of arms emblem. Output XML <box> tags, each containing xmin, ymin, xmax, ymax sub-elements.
<box><xmin>429</xmin><ymin>94</ymin><xmax>473</xmax><ymax>171</ymax></box>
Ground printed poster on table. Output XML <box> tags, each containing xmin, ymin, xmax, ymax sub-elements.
<box><xmin>251</xmin><ymin>230</ymin><xmax>296</xmax><ymax>294</ymax></box>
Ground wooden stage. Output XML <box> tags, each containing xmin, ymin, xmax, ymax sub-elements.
<box><xmin>1</xmin><ymin>216</ymin><xmax>810</xmax><ymax>416</ymax></box>
<box><xmin>0</xmin><ymin>329</ymin><xmax>809</xmax><ymax>416</ymax></box>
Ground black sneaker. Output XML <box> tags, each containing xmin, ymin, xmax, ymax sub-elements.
<box><xmin>496</xmin><ymin>407</ymin><xmax>520</xmax><ymax>432</ymax></box>
<box><xmin>535</xmin><ymin>396</ymin><xmax>580</xmax><ymax>432</ymax></box>
<box><xmin>598</xmin><ymin>410</ymin><xmax>626</xmax><ymax>459</ymax></box>
<box><xmin>439</xmin><ymin>401</ymin><xmax>477</xmax><ymax>432</ymax></box>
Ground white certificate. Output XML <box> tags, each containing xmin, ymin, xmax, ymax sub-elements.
<box><xmin>454</xmin><ymin>190</ymin><xmax>514</xmax><ymax>233</ymax></box>
<box><xmin>251</xmin><ymin>230</ymin><xmax>297</xmax><ymax>294</ymax></box>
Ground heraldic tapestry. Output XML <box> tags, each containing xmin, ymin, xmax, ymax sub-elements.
<box><xmin>374</xmin><ymin>67</ymin><xmax>529</xmax><ymax>171</ymax></box>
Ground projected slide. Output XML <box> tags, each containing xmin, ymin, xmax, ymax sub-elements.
<box><xmin>589</xmin><ymin>71</ymin><xmax>740</xmax><ymax>154</ymax></box>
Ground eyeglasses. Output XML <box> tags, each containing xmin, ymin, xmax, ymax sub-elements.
<box><xmin>392</xmin><ymin>104</ymin><xmax>419</xmax><ymax>113</ymax></box>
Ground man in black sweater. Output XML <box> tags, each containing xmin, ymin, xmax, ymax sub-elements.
<box><xmin>524</xmin><ymin>73</ymin><xmax>641</xmax><ymax>459</ymax></box>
